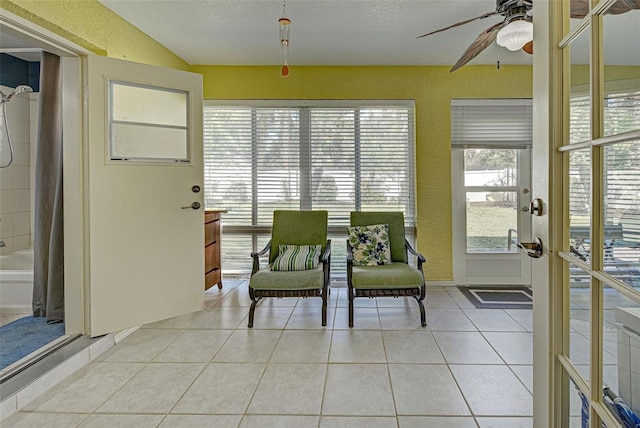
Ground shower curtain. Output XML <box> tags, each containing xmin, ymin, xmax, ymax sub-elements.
<box><xmin>32</xmin><ymin>52</ymin><xmax>64</xmax><ymax>322</ymax></box>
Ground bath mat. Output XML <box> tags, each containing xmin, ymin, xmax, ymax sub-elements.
<box><xmin>0</xmin><ymin>316</ymin><xmax>65</xmax><ymax>370</ymax></box>
<box><xmin>458</xmin><ymin>286</ymin><xmax>532</xmax><ymax>309</ymax></box>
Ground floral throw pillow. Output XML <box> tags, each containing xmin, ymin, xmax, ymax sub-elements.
<box><xmin>271</xmin><ymin>244</ymin><xmax>322</xmax><ymax>271</ymax></box>
<box><xmin>348</xmin><ymin>223</ymin><xmax>392</xmax><ymax>266</ymax></box>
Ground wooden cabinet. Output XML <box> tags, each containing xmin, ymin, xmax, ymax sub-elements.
<box><xmin>205</xmin><ymin>210</ymin><xmax>223</xmax><ymax>290</ymax></box>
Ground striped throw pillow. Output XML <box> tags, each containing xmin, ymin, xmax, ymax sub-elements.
<box><xmin>271</xmin><ymin>244</ymin><xmax>322</xmax><ymax>271</ymax></box>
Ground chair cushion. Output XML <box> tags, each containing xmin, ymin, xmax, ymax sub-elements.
<box><xmin>350</xmin><ymin>212</ymin><xmax>407</xmax><ymax>263</ymax></box>
<box><xmin>250</xmin><ymin>265</ymin><xmax>325</xmax><ymax>290</ymax></box>
<box><xmin>351</xmin><ymin>263</ymin><xmax>423</xmax><ymax>289</ymax></box>
<box><xmin>270</xmin><ymin>210</ymin><xmax>328</xmax><ymax>264</ymax></box>
<box><xmin>348</xmin><ymin>223</ymin><xmax>392</xmax><ymax>266</ymax></box>
<box><xmin>271</xmin><ymin>244</ymin><xmax>322</xmax><ymax>271</ymax></box>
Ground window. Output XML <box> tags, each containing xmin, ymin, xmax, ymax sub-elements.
<box><xmin>203</xmin><ymin>101</ymin><xmax>415</xmax><ymax>280</ymax></box>
<box><xmin>108</xmin><ymin>81</ymin><xmax>189</xmax><ymax>162</ymax></box>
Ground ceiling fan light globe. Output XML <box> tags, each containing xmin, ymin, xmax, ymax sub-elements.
<box><xmin>496</xmin><ymin>20</ymin><xmax>533</xmax><ymax>51</ymax></box>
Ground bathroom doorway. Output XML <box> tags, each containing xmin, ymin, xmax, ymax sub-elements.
<box><xmin>0</xmin><ymin>12</ymin><xmax>85</xmax><ymax>377</ymax></box>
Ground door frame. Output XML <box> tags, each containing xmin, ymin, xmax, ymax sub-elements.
<box><xmin>531</xmin><ymin>0</ymin><xmax>565</xmax><ymax>425</ymax></box>
<box><xmin>1</xmin><ymin>9</ymin><xmax>87</xmax><ymax>335</ymax></box>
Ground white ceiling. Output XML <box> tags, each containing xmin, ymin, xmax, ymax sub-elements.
<box><xmin>1</xmin><ymin>1</ymin><xmax>637</xmax><ymax>67</ymax></box>
<box><xmin>97</xmin><ymin>0</ymin><xmax>532</xmax><ymax>67</ymax></box>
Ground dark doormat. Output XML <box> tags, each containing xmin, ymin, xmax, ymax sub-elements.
<box><xmin>458</xmin><ymin>286</ymin><xmax>533</xmax><ymax>309</ymax></box>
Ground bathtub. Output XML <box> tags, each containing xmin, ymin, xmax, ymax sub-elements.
<box><xmin>0</xmin><ymin>249</ymin><xmax>34</xmax><ymax>312</ymax></box>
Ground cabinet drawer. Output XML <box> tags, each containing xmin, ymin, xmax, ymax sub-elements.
<box><xmin>204</xmin><ymin>219</ymin><xmax>220</xmax><ymax>246</ymax></box>
<box><xmin>205</xmin><ymin>243</ymin><xmax>220</xmax><ymax>272</ymax></box>
<box><xmin>204</xmin><ymin>211</ymin><xmax>220</xmax><ymax>223</ymax></box>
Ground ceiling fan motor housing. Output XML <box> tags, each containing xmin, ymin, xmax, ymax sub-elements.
<box><xmin>497</xmin><ymin>0</ymin><xmax>533</xmax><ymax>21</ymax></box>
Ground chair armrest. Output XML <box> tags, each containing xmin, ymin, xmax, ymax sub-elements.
<box><xmin>321</xmin><ymin>240</ymin><xmax>332</xmax><ymax>264</ymax></box>
<box><xmin>346</xmin><ymin>240</ymin><xmax>353</xmax><ymax>266</ymax></box>
<box><xmin>405</xmin><ymin>239</ymin><xmax>426</xmax><ymax>270</ymax></box>
<box><xmin>251</xmin><ymin>240</ymin><xmax>271</xmax><ymax>276</ymax></box>
<box><xmin>322</xmin><ymin>240</ymin><xmax>332</xmax><ymax>288</ymax></box>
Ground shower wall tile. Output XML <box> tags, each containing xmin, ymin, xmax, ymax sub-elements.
<box><xmin>12</xmin><ymin>189</ymin><xmax>30</xmax><ymax>212</ymax></box>
<box><xmin>4</xmin><ymin>98</ymin><xmax>29</xmax><ymax>122</ymax></box>
<box><xmin>12</xmin><ymin>166</ymin><xmax>29</xmax><ymax>189</ymax></box>
<box><xmin>8</xmin><ymin>120</ymin><xmax>30</xmax><ymax>144</ymax></box>
<box><xmin>14</xmin><ymin>212</ymin><xmax>30</xmax><ymax>236</ymax></box>
<box><xmin>14</xmin><ymin>234</ymin><xmax>29</xmax><ymax>251</ymax></box>
<box><xmin>0</xmin><ymin>167</ymin><xmax>12</xmax><ymax>189</ymax></box>
<box><xmin>12</xmin><ymin>142</ymin><xmax>30</xmax><ymax>166</ymax></box>
<box><xmin>0</xmin><ymin>213</ymin><xmax>13</xmax><ymax>237</ymax></box>
<box><xmin>0</xmin><ymin>90</ymin><xmax>33</xmax><ymax>254</ymax></box>
<box><xmin>0</xmin><ymin>237</ymin><xmax>13</xmax><ymax>255</ymax></box>
<box><xmin>0</xmin><ymin>189</ymin><xmax>13</xmax><ymax>214</ymax></box>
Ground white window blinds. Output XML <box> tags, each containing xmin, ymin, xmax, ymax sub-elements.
<box><xmin>204</xmin><ymin>101</ymin><xmax>416</xmax><ymax>278</ymax></box>
<box><xmin>451</xmin><ymin>99</ymin><xmax>533</xmax><ymax>149</ymax></box>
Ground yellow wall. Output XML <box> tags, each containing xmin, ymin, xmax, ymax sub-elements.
<box><xmin>2</xmin><ymin>0</ymin><xmax>189</xmax><ymax>70</ymax></box>
<box><xmin>193</xmin><ymin>65</ymin><xmax>534</xmax><ymax>280</ymax></box>
<box><xmin>2</xmin><ymin>0</ymin><xmax>535</xmax><ymax>280</ymax></box>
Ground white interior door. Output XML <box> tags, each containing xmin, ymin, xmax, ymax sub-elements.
<box><xmin>86</xmin><ymin>55</ymin><xmax>204</xmax><ymax>337</ymax></box>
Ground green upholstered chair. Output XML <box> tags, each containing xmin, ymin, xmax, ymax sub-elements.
<box><xmin>248</xmin><ymin>210</ymin><xmax>331</xmax><ymax>328</ymax></box>
<box><xmin>347</xmin><ymin>211</ymin><xmax>426</xmax><ymax>327</ymax></box>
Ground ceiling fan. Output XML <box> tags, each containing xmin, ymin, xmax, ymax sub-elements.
<box><xmin>419</xmin><ymin>0</ymin><xmax>640</xmax><ymax>73</ymax></box>
<box><xmin>418</xmin><ymin>0</ymin><xmax>533</xmax><ymax>73</ymax></box>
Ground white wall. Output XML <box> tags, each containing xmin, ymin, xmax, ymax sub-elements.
<box><xmin>0</xmin><ymin>84</ymin><xmax>35</xmax><ymax>255</ymax></box>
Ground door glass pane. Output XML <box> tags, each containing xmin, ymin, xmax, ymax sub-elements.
<box><xmin>569</xmin><ymin>27</ymin><xmax>591</xmax><ymax>144</ymax></box>
<box><xmin>112</xmin><ymin>82</ymin><xmax>187</xmax><ymax>126</ymax></box>
<box><xmin>603</xmin><ymin>2</ymin><xmax>640</xmax><ymax>137</ymax></box>
<box><xmin>111</xmin><ymin>124</ymin><xmax>188</xmax><ymax>160</ymax></box>
<box><xmin>603</xmin><ymin>284</ymin><xmax>640</xmax><ymax>420</ymax></box>
<box><xmin>570</xmin><ymin>264</ymin><xmax>591</xmax><ymax>368</ymax></box>
<box><xmin>464</xmin><ymin>148</ymin><xmax>519</xmax><ymax>253</ymax></box>
<box><xmin>603</xmin><ymin>143</ymin><xmax>640</xmax><ymax>288</ymax></box>
<box><xmin>466</xmin><ymin>191</ymin><xmax>518</xmax><ymax>253</ymax></box>
<box><xmin>464</xmin><ymin>148</ymin><xmax>517</xmax><ymax>186</ymax></box>
<box><xmin>569</xmin><ymin>149</ymin><xmax>591</xmax><ymax>262</ymax></box>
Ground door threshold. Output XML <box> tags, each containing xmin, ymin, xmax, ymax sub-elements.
<box><xmin>0</xmin><ymin>334</ymin><xmax>114</xmax><ymax>420</ymax></box>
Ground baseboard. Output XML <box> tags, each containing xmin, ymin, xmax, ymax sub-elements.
<box><xmin>425</xmin><ymin>280</ymin><xmax>456</xmax><ymax>287</ymax></box>
<box><xmin>0</xmin><ymin>305</ymin><xmax>31</xmax><ymax>314</ymax></box>
<box><xmin>114</xmin><ymin>326</ymin><xmax>139</xmax><ymax>344</ymax></box>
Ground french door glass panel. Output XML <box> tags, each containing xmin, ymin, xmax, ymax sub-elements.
<box><xmin>603</xmin><ymin>284</ymin><xmax>640</xmax><ymax>418</ymax></box>
<box><xmin>568</xmin><ymin>25</ymin><xmax>591</xmax><ymax>145</ymax></box>
<box><xmin>603</xmin><ymin>142</ymin><xmax>640</xmax><ymax>288</ymax></box>
<box><xmin>570</xmin><ymin>264</ymin><xmax>591</xmax><ymax>368</ymax></box>
<box><xmin>569</xmin><ymin>149</ymin><xmax>591</xmax><ymax>262</ymax></box>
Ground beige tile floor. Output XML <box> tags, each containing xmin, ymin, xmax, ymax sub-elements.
<box><xmin>3</xmin><ymin>282</ymin><xmax>535</xmax><ymax>427</ymax></box>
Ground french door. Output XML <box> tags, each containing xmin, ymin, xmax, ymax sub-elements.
<box><xmin>535</xmin><ymin>0</ymin><xmax>640</xmax><ymax>426</ymax></box>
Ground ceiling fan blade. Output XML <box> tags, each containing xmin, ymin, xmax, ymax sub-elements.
<box><xmin>607</xmin><ymin>0</ymin><xmax>640</xmax><ymax>14</ymax></box>
<box><xmin>450</xmin><ymin>21</ymin><xmax>506</xmax><ymax>72</ymax></box>
<box><xmin>570</xmin><ymin>0</ymin><xmax>590</xmax><ymax>18</ymax></box>
<box><xmin>417</xmin><ymin>10</ymin><xmax>498</xmax><ymax>38</ymax></box>
<box><xmin>571</xmin><ymin>0</ymin><xmax>640</xmax><ymax>18</ymax></box>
